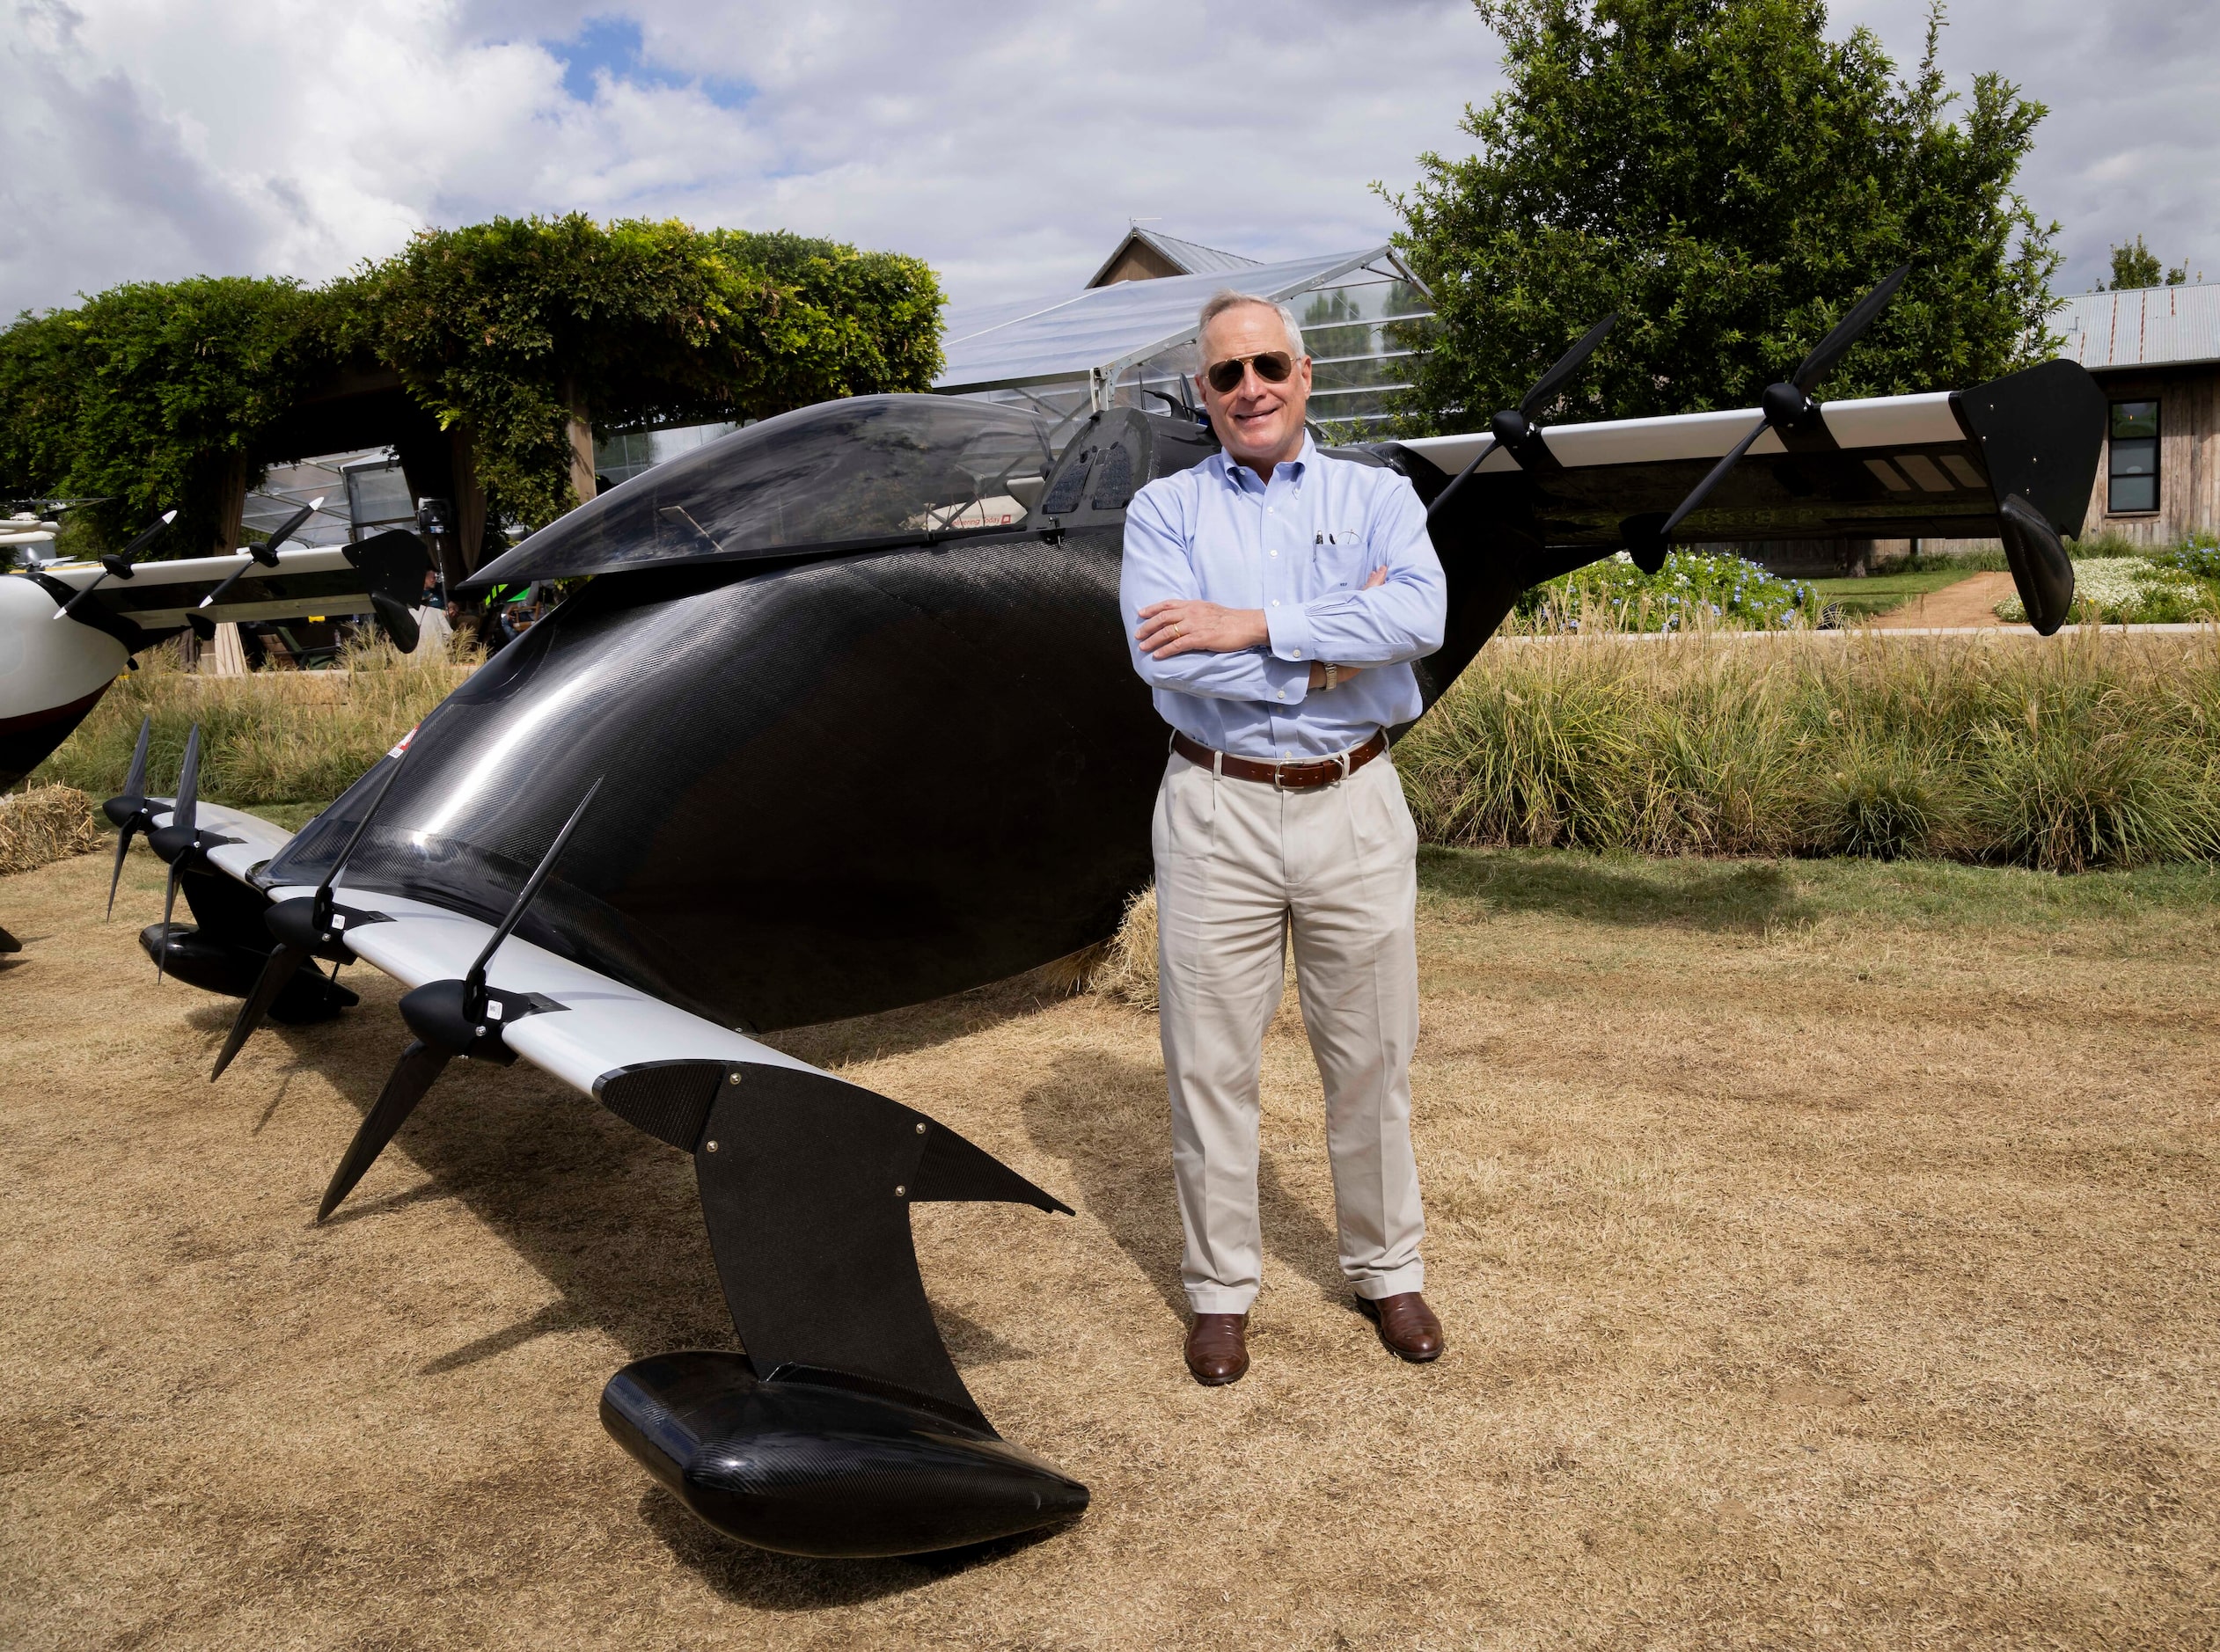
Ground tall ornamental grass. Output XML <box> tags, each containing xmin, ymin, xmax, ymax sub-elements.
<box><xmin>32</xmin><ymin>638</ymin><xmax>472</xmax><ymax>808</ymax></box>
<box><xmin>1396</xmin><ymin>629</ymin><xmax>2220</xmax><ymax>872</ymax></box>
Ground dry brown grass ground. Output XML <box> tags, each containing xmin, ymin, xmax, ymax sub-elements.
<box><xmin>3</xmin><ymin>841</ymin><xmax>2216</xmax><ymax>1649</ymax></box>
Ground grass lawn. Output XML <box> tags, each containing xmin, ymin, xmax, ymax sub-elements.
<box><xmin>1808</xmin><ymin>565</ymin><xmax>1982</xmax><ymax>618</ymax></box>
<box><xmin>2</xmin><ymin>841</ymin><xmax>2215</xmax><ymax>1648</ymax></box>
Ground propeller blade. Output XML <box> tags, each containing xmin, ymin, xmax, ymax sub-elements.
<box><xmin>1791</xmin><ymin>263</ymin><xmax>1910</xmax><ymax>395</ymax></box>
<box><xmin>1659</xmin><ymin>413</ymin><xmax>1771</xmax><ymax>545</ymax></box>
<box><xmin>1428</xmin><ymin>311</ymin><xmax>1617</xmax><ymax>526</ymax></box>
<box><xmin>104</xmin><ymin>715</ymin><xmax>152</xmax><ymax>826</ymax></box>
<box><xmin>318</xmin><ymin>1040</ymin><xmax>451</xmax><ymax>1220</ymax></box>
<box><xmin>210</xmin><ymin>728</ymin><xmax>429</xmax><ymax>1078</ymax></box>
<box><xmin>56</xmin><ymin>509</ymin><xmax>175</xmax><ymax>621</ymax></box>
<box><xmin>55</xmin><ymin>569</ymin><xmax>108</xmax><ymax>620</ymax></box>
<box><xmin>1519</xmin><ymin>311</ymin><xmax>1619</xmax><ymax>420</ymax></box>
<box><xmin>105</xmin><ymin>827</ymin><xmax>135</xmax><ymax>921</ymax></box>
<box><xmin>119</xmin><ymin>508</ymin><xmax>179</xmax><ymax>561</ymax></box>
<box><xmin>197</xmin><ymin>559</ymin><xmax>254</xmax><ymax>610</ymax></box>
<box><xmin>154</xmin><ymin>725</ymin><xmax>201</xmax><ymax>983</ymax></box>
<box><xmin>173</xmin><ymin>723</ymin><xmax>201</xmax><ymax>837</ymax></box>
<box><xmin>121</xmin><ymin>713</ymin><xmax>151</xmax><ymax>800</ymax></box>
<box><xmin>464</xmin><ymin>778</ymin><xmax>602</xmax><ymax>998</ymax></box>
<box><xmin>1630</xmin><ymin>266</ymin><xmax>1913</xmax><ymax>571</ymax></box>
<box><xmin>104</xmin><ymin>716</ymin><xmax>154</xmax><ymax>918</ymax></box>
<box><xmin>257</xmin><ymin>496</ymin><xmax>321</xmax><ymax>562</ymax></box>
<box><xmin>1425</xmin><ymin>437</ymin><xmax>1498</xmax><ymax>525</ymax></box>
<box><xmin>317</xmin><ymin>719</ymin><xmax>428</xmax><ymax>902</ymax></box>
<box><xmin>209</xmin><ymin>944</ymin><xmax>311</xmax><ymax>1081</ymax></box>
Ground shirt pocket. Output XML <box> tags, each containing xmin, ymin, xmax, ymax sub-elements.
<box><xmin>1312</xmin><ymin>527</ymin><xmax>1377</xmax><ymax>593</ymax></box>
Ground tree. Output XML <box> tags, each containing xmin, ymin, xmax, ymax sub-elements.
<box><xmin>1387</xmin><ymin>0</ymin><xmax>2062</xmax><ymax>433</ymax></box>
<box><xmin>0</xmin><ymin>217</ymin><xmax>945</xmax><ymax>552</ymax></box>
<box><xmin>0</xmin><ymin>278</ymin><xmax>333</xmax><ymax>553</ymax></box>
<box><xmin>354</xmin><ymin>216</ymin><xmax>945</xmax><ymax>529</ymax></box>
<box><xmin>2106</xmin><ymin>235</ymin><xmax>2186</xmax><ymax>291</ymax></box>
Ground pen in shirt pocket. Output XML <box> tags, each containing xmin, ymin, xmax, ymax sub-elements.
<box><xmin>1312</xmin><ymin>529</ymin><xmax>1384</xmax><ymax>587</ymax></box>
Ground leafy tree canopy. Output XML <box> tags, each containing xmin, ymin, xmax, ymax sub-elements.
<box><xmin>0</xmin><ymin>216</ymin><xmax>944</xmax><ymax>552</ymax></box>
<box><xmin>2106</xmin><ymin>235</ymin><xmax>2187</xmax><ymax>292</ymax></box>
<box><xmin>349</xmin><ymin>217</ymin><xmax>945</xmax><ymax>529</ymax></box>
<box><xmin>1388</xmin><ymin>0</ymin><xmax>2061</xmax><ymax>434</ymax></box>
<box><xmin>0</xmin><ymin>277</ymin><xmax>331</xmax><ymax>554</ymax></box>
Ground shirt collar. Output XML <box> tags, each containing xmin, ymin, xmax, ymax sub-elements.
<box><xmin>1211</xmin><ymin>433</ymin><xmax>1318</xmax><ymax>492</ymax></box>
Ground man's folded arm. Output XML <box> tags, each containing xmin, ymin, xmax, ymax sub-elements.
<box><xmin>1123</xmin><ymin>487</ymin><xmax>1311</xmax><ymax>705</ymax></box>
<box><xmin>1138</xmin><ymin>646</ymin><xmax>1311</xmax><ymax>704</ymax></box>
<box><xmin>1264</xmin><ymin>482</ymin><xmax>1447</xmax><ymax>667</ymax></box>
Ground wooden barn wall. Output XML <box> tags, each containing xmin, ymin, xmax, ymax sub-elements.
<box><xmin>2077</xmin><ymin>364</ymin><xmax>2220</xmax><ymax>545</ymax></box>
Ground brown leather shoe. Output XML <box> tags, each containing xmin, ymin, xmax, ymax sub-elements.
<box><xmin>1357</xmin><ymin>1291</ymin><xmax>1443</xmax><ymax>1362</ymax></box>
<box><xmin>1183</xmin><ymin>1312</ymin><xmax>1249</xmax><ymax>1385</ymax></box>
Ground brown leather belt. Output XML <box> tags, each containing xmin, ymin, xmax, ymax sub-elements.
<box><xmin>1171</xmin><ymin>728</ymin><xmax>1388</xmax><ymax>791</ymax></box>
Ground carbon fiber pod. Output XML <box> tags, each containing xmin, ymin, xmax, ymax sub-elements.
<box><xmin>262</xmin><ymin>536</ymin><xmax>1164</xmax><ymax>1034</ymax></box>
<box><xmin>601</xmin><ymin>1352</ymin><xmax>1088</xmax><ymax>1558</ymax></box>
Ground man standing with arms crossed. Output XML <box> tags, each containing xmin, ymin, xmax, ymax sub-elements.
<box><xmin>1121</xmin><ymin>291</ymin><xmax>1449</xmax><ymax>1385</ymax></box>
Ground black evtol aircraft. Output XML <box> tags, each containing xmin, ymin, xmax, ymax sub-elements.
<box><xmin>101</xmin><ymin>274</ymin><xmax>2103</xmax><ymax>1558</ymax></box>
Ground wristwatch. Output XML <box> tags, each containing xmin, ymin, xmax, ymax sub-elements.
<box><xmin>1323</xmin><ymin>662</ymin><xmax>1339</xmax><ymax>691</ymax></box>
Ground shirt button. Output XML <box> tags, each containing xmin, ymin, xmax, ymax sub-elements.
<box><xmin>1271</xmin><ymin>600</ymin><xmax>1280</xmax><ymax>607</ymax></box>
<box><xmin>1276</xmin><ymin>691</ymin><xmax>1286</xmax><ymax>701</ymax></box>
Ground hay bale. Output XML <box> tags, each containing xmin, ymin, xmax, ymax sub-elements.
<box><xmin>1086</xmin><ymin>883</ymin><xmax>1160</xmax><ymax>1012</ymax></box>
<box><xmin>0</xmin><ymin>786</ymin><xmax>102</xmax><ymax>876</ymax></box>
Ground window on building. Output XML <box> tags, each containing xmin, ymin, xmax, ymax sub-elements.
<box><xmin>2108</xmin><ymin>400</ymin><xmax>2160</xmax><ymax>514</ymax></box>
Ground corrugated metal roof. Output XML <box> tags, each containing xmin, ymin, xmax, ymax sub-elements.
<box><xmin>2057</xmin><ymin>283</ymin><xmax>2220</xmax><ymax>371</ymax></box>
<box><xmin>1083</xmin><ymin>227</ymin><xmax>1260</xmax><ymax>289</ymax></box>
<box><xmin>1133</xmin><ymin>229</ymin><xmax>1259</xmax><ymax>276</ymax></box>
<box><xmin>936</xmin><ymin>246</ymin><xmax>1412</xmax><ymax>393</ymax></box>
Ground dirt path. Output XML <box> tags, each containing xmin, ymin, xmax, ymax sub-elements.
<box><xmin>3</xmin><ymin>844</ymin><xmax>2216</xmax><ymax>1648</ymax></box>
<box><xmin>1864</xmin><ymin>569</ymin><xmax>2023</xmax><ymax>628</ymax></box>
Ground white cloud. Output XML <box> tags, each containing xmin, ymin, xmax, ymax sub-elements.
<box><xmin>0</xmin><ymin>0</ymin><xmax>2209</xmax><ymax>321</ymax></box>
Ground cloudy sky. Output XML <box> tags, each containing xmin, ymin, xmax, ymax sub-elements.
<box><xmin>2</xmin><ymin>0</ymin><xmax>2212</xmax><ymax>323</ymax></box>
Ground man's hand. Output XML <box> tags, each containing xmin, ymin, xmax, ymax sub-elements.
<box><xmin>1135</xmin><ymin>600</ymin><xmax>1269</xmax><ymax>659</ymax></box>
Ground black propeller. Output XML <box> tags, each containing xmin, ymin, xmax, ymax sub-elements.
<box><xmin>1426</xmin><ymin>311</ymin><xmax>1618</xmax><ymax>526</ymax></box>
<box><xmin>102</xmin><ymin>715</ymin><xmax>155</xmax><ymax>919</ymax></box>
<box><xmin>187</xmin><ymin>496</ymin><xmax>323</xmax><ymax>641</ymax></box>
<box><xmin>210</xmin><ymin>723</ymin><xmax>427</xmax><ymax>1082</ymax></box>
<box><xmin>145</xmin><ymin>723</ymin><xmax>201</xmax><ymax>983</ymax></box>
<box><xmin>55</xmin><ymin>509</ymin><xmax>174</xmax><ymax>622</ymax></box>
<box><xmin>317</xmin><ymin>777</ymin><xmax>603</xmax><ymax>1222</ymax></box>
<box><xmin>1623</xmin><ymin>265</ymin><xmax>1910</xmax><ymax>572</ymax></box>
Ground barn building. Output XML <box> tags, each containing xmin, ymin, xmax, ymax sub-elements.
<box><xmin>2056</xmin><ymin>282</ymin><xmax>2220</xmax><ymax>545</ymax></box>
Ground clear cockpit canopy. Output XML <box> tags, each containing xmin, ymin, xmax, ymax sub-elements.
<box><xmin>465</xmin><ymin>395</ymin><xmax>1059</xmax><ymax>590</ymax></box>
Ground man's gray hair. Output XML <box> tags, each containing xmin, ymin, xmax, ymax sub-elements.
<box><xmin>1197</xmin><ymin>290</ymin><xmax>1306</xmax><ymax>362</ymax></box>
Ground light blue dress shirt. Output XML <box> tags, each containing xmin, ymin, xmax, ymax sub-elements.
<box><xmin>1120</xmin><ymin>435</ymin><xmax>1448</xmax><ymax>761</ymax></box>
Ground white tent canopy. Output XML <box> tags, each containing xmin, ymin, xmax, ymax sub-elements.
<box><xmin>934</xmin><ymin>246</ymin><xmax>1428</xmax><ymax>415</ymax></box>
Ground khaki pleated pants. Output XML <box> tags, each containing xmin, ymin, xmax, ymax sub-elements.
<box><xmin>1152</xmin><ymin>746</ymin><xmax>1426</xmax><ymax>1315</ymax></box>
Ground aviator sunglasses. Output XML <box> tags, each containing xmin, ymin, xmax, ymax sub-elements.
<box><xmin>1204</xmin><ymin>350</ymin><xmax>1295</xmax><ymax>394</ymax></box>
